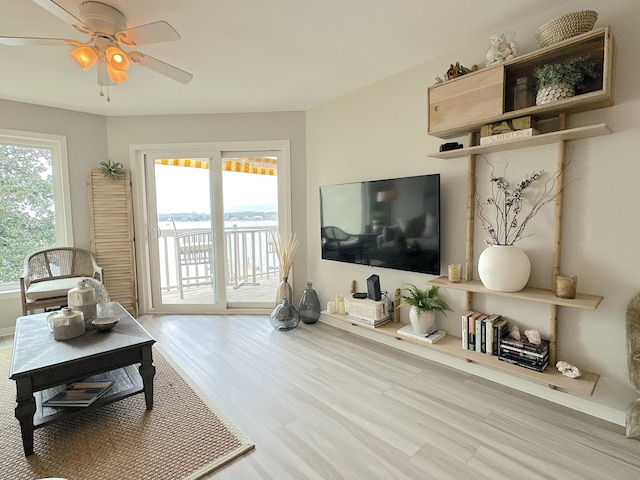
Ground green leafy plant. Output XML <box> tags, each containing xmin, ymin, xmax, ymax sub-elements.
<box><xmin>534</xmin><ymin>55</ymin><xmax>599</xmax><ymax>93</ymax></box>
<box><xmin>435</xmin><ymin>61</ymin><xmax>475</xmax><ymax>84</ymax></box>
<box><xmin>99</xmin><ymin>159</ymin><xmax>125</xmax><ymax>180</ymax></box>
<box><xmin>401</xmin><ymin>284</ymin><xmax>452</xmax><ymax>314</ymax></box>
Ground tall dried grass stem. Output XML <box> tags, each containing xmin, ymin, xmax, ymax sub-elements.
<box><xmin>272</xmin><ymin>231</ymin><xmax>298</xmax><ymax>279</ymax></box>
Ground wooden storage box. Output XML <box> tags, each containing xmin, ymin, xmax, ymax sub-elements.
<box><xmin>428</xmin><ymin>67</ymin><xmax>503</xmax><ymax>138</ymax></box>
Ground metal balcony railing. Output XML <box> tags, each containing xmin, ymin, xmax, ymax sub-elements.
<box><xmin>157</xmin><ymin>225</ymin><xmax>280</xmax><ymax>295</ymax></box>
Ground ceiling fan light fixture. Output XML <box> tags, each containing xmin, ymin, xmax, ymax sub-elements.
<box><xmin>68</xmin><ymin>45</ymin><xmax>98</xmax><ymax>70</ymax></box>
<box><xmin>106</xmin><ymin>61</ymin><xmax>128</xmax><ymax>82</ymax></box>
<box><xmin>105</xmin><ymin>46</ymin><xmax>130</xmax><ymax>71</ymax></box>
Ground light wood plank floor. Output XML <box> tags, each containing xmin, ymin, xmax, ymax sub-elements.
<box><xmin>134</xmin><ymin>313</ymin><xmax>640</xmax><ymax>480</ymax></box>
<box><xmin>3</xmin><ymin>315</ymin><xmax>640</xmax><ymax>479</ymax></box>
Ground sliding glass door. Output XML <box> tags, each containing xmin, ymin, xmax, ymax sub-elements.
<box><xmin>135</xmin><ymin>143</ymin><xmax>287</xmax><ymax>314</ymax></box>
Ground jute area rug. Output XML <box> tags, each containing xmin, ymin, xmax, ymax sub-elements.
<box><xmin>0</xmin><ymin>346</ymin><xmax>254</xmax><ymax>479</ymax></box>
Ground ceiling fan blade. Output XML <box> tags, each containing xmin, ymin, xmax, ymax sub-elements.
<box><xmin>128</xmin><ymin>51</ymin><xmax>193</xmax><ymax>84</ymax></box>
<box><xmin>0</xmin><ymin>36</ymin><xmax>72</xmax><ymax>47</ymax></box>
<box><xmin>116</xmin><ymin>21</ymin><xmax>180</xmax><ymax>47</ymax></box>
<box><xmin>32</xmin><ymin>0</ymin><xmax>89</xmax><ymax>33</ymax></box>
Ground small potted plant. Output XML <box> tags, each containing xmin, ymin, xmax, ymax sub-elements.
<box><xmin>534</xmin><ymin>55</ymin><xmax>599</xmax><ymax>105</ymax></box>
<box><xmin>401</xmin><ymin>284</ymin><xmax>452</xmax><ymax>334</ymax></box>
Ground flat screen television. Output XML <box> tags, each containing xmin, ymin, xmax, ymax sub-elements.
<box><xmin>320</xmin><ymin>174</ymin><xmax>440</xmax><ymax>275</ymax></box>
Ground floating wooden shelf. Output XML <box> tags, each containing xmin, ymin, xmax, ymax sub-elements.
<box><xmin>428</xmin><ymin>124</ymin><xmax>611</xmax><ymax>159</ymax></box>
<box><xmin>428</xmin><ymin>277</ymin><xmax>603</xmax><ymax>310</ymax></box>
<box><xmin>321</xmin><ymin>312</ymin><xmax>599</xmax><ymax>397</ymax></box>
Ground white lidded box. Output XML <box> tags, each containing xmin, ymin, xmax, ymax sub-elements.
<box><xmin>345</xmin><ymin>297</ymin><xmax>390</xmax><ymax>321</ymax></box>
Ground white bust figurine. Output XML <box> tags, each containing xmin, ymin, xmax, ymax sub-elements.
<box><xmin>486</xmin><ymin>33</ymin><xmax>518</xmax><ymax>66</ymax></box>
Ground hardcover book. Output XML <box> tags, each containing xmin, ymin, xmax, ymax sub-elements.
<box><xmin>346</xmin><ymin>313</ymin><xmax>391</xmax><ymax>328</ymax></box>
<box><xmin>461</xmin><ymin>311</ymin><xmax>474</xmax><ymax>349</ymax></box>
<box><xmin>467</xmin><ymin>311</ymin><xmax>484</xmax><ymax>351</ymax></box>
<box><xmin>500</xmin><ymin>337</ymin><xmax>550</xmax><ymax>354</ymax></box>
<box><xmin>484</xmin><ymin>314</ymin><xmax>501</xmax><ymax>355</ymax></box>
<box><xmin>479</xmin><ymin>127</ymin><xmax>539</xmax><ymax>145</ymax></box>
<box><xmin>397</xmin><ymin>325</ymin><xmax>447</xmax><ymax>344</ymax></box>
<box><xmin>475</xmin><ymin>314</ymin><xmax>488</xmax><ymax>353</ymax></box>
<box><xmin>480</xmin><ymin>116</ymin><xmax>536</xmax><ymax>137</ymax></box>
<box><xmin>43</xmin><ymin>380</ymin><xmax>114</xmax><ymax>407</ymax></box>
<box><xmin>492</xmin><ymin>319</ymin><xmax>509</xmax><ymax>355</ymax></box>
<box><xmin>498</xmin><ymin>355</ymin><xmax>549</xmax><ymax>372</ymax></box>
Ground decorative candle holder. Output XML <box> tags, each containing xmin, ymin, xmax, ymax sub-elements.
<box><xmin>448</xmin><ymin>264</ymin><xmax>462</xmax><ymax>283</ymax></box>
<box><xmin>555</xmin><ymin>274</ymin><xmax>577</xmax><ymax>299</ymax></box>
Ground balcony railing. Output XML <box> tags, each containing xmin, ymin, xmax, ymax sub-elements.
<box><xmin>157</xmin><ymin>224</ymin><xmax>280</xmax><ymax>297</ymax></box>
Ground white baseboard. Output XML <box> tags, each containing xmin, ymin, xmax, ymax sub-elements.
<box><xmin>0</xmin><ymin>327</ymin><xmax>15</xmax><ymax>338</ymax></box>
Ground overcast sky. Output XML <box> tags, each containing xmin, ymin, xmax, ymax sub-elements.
<box><xmin>154</xmin><ymin>164</ymin><xmax>278</xmax><ymax>215</ymax></box>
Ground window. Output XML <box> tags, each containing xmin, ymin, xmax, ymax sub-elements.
<box><xmin>0</xmin><ymin>129</ymin><xmax>72</xmax><ymax>289</ymax></box>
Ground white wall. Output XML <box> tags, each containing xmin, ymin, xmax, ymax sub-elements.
<box><xmin>306</xmin><ymin>1</ymin><xmax>640</xmax><ymax>421</ymax></box>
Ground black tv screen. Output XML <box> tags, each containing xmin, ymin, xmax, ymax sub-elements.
<box><xmin>320</xmin><ymin>174</ymin><xmax>440</xmax><ymax>275</ymax></box>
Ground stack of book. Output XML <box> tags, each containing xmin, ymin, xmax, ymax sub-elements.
<box><xmin>479</xmin><ymin>116</ymin><xmax>538</xmax><ymax>145</ymax></box>
<box><xmin>346</xmin><ymin>313</ymin><xmax>391</xmax><ymax>327</ymax></box>
<box><xmin>461</xmin><ymin>311</ymin><xmax>508</xmax><ymax>355</ymax></box>
<box><xmin>43</xmin><ymin>380</ymin><xmax>114</xmax><ymax>407</ymax></box>
<box><xmin>498</xmin><ymin>337</ymin><xmax>550</xmax><ymax>372</ymax></box>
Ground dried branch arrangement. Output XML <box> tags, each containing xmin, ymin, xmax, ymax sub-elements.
<box><xmin>272</xmin><ymin>231</ymin><xmax>298</xmax><ymax>279</ymax></box>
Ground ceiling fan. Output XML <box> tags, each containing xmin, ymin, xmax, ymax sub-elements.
<box><xmin>0</xmin><ymin>0</ymin><xmax>193</xmax><ymax>100</ymax></box>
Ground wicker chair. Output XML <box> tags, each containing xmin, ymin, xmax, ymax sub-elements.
<box><xmin>19</xmin><ymin>247</ymin><xmax>104</xmax><ymax>316</ymax></box>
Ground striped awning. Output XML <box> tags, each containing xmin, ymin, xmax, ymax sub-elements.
<box><xmin>154</xmin><ymin>157</ymin><xmax>276</xmax><ymax>176</ymax></box>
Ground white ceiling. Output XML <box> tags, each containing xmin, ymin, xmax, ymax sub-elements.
<box><xmin>0</xmin><ymin>0</ymin><xmax>567</xmax><ymax>116</ymax></box>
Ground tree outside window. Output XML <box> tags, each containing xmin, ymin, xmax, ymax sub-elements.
<box><xmin>0</xmin><ymin>145</ymin><xmax>56</xmax><ymax>283</ymax></box>
<box><xmin>0</xmin><ymin>130</ymin><xmax>72</xmax><ymax>288</ymax></box>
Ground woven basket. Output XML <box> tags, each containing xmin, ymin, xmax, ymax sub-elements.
<box><xmin>535</xmin><ymin>10</ymin><xmax>598</xmax><ymax>48</ymax></box>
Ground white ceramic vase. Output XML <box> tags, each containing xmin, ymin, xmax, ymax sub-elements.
<box><xmin>409</xmin><ymin>306</ymin><xmax>436</xmax><ymax>335</ymax></box>
<box><xmin>478</xmin><ymin>245</ymin><xmax>531</xmax><ymax>292</ymax></box>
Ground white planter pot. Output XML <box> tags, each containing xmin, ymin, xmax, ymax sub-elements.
<box><xmin>409</xmin><ymin>306</ymin><xmax>436</xmax><ymax>335</ymax></box>
<box><xmin>536</xmin><ymin>82</ymin><xmax>575</xmax><ymax>105</ymax></box>
<box><xmin>478</xmin><ymin>245</ymin><xmax>531</xmax><ymax>292</ymax></box>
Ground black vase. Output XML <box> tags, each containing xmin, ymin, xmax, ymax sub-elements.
<box><xmin>298</xmin><ymin>281</ymin><xmax>321</xmax><ymax>324</ymax></box>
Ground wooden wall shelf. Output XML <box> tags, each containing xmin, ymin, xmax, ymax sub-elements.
<box><xmin>429</xmin><ymin>124</ymin><xmax>611</xmax><ymax>159</ymax></box>
<box><xmin>428</xmin><ymin>277</ymin><xmax>603</xmax><ymax>310</ymax></box>
<box><xmin>320</xmin><ymin>312</ymin><xmax>599</xmax><ymax>396</ymax></box>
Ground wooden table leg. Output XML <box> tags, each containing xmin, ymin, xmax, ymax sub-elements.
<box><xmin>139</xmin><ymin>346</ymin><xmax>155</xmax><ymax>410</ymax></box>
<box><xmin>14</xmin><ymin>377</ymin><xmax>37</xmax><ymax>456</ymax></box>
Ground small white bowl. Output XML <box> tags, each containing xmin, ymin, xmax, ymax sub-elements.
<box><xmin>92</xmin><ymin>317</ymin><xmax>119</xmax><ymax>331</ymax></box>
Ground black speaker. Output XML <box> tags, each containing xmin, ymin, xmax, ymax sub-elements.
<box><xmin>367</xmin><ymin>274</ymin><xmax>381</xmax><ymax>301</ymax></box>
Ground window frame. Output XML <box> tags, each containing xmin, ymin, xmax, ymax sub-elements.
<box><xmin>0</xmin><ymin>128</ymin><xmax>73</xmax><ymax>291</ymax></box>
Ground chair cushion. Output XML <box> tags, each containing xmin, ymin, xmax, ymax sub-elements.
<box><xmin>25</xmin><ymin>277</ymin><xmax>87</xmax><ymax>301</ymax></box>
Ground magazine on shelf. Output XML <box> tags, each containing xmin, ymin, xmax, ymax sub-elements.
<box><xmin>397</xmin><ymin>325</ymin><xmax>447</xmax><ymax>344</ymax></box>
<box><xmin>43</xmin><ymin>380</ymin><xmax>114</xmax><ymax>407</ymax></box>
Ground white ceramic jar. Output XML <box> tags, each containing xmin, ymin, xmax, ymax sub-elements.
<box><xmin>68</xmin><ymin>280</ymin><xmax>97</xmax><ymax>326</ymax></box>
<box><xmin>50</xmin><ymin>307</ymin><xmax>85</xmax><ymax>340</ymax></box>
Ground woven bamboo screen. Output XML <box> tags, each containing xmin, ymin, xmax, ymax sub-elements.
<box><xmin>88</xmin><ymin>169</ymin><xmax>138</xmax><ymax>315</ymax></box>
